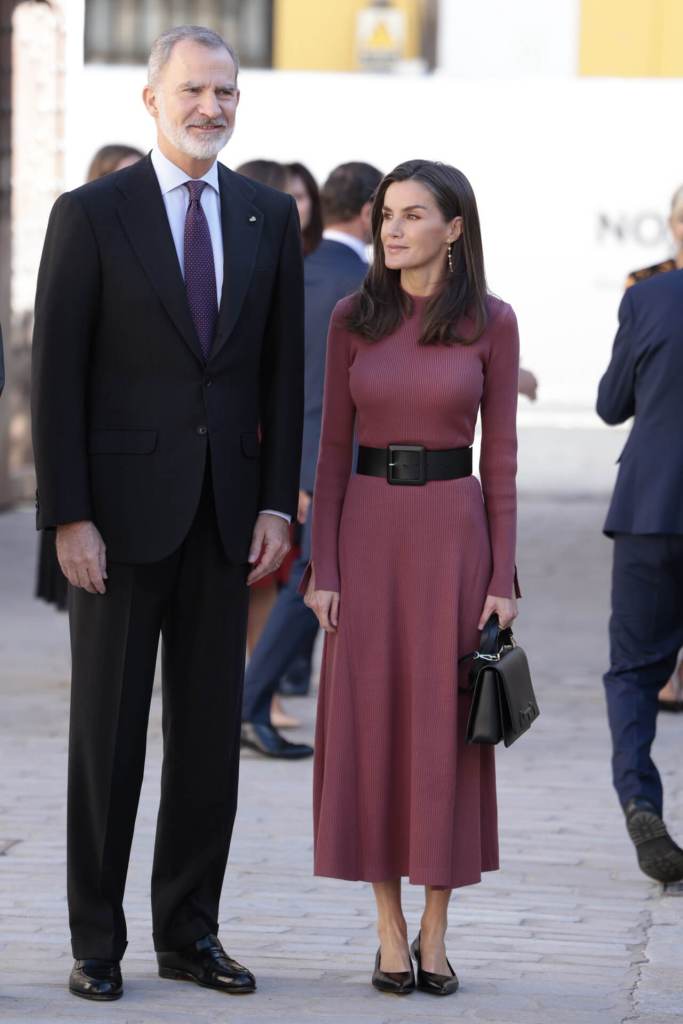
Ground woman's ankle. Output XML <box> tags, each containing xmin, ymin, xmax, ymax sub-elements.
<box><xmin>419</xmin><ymin>919</ymin><xmax>447</xmax><ymax>944</ymax></box>
<box><xmin>377</xmin><ymin>919</ymin><xmax>408</xmax><ymax>943</ymax></box>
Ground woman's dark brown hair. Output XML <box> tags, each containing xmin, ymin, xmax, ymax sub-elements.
<box><xmin>87</xmin><ymin>144</ymin><xmax>144</xmax><ymax>182</ymax></box>
<box><xmin>347</xmin><ymin>159</ymin><xmax>488</xmax><ymax>346</ymax></box>
<box><xmin>285</xmin><ymin>162</ymin><xmax>323</xmax><ymax>256</ymax></box>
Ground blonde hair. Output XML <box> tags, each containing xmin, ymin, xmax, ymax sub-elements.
<box><xmin>670</xmin><ymin>184</ymin><xmax>683</xmax><ymax>216</ymax></box>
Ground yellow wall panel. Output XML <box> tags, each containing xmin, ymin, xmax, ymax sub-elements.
<box><xmin>580</xmin><ymin>0</ymin><xmax>683</xmax><ymax>77</ymax></box>
<box><xmin>274</xmin><ymin>0</ymin><xmax>422</xmax><ymax>71</ymax></box>
<box><xmin>579</xmin><ymin>0</ymin><xmax>658</xmax><ymax>76</ymax></box>
<box><xmin>658</xmin><ymin>0</ymin><xmax>683</xmax><ymax>76</ymax></box>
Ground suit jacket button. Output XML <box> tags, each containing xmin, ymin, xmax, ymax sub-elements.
<box><xmin>196</xmin><ymin>425</ymin><xmax>208</xmax><ymax>436</ymax></box>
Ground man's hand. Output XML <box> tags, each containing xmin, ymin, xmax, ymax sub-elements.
<box><xmin>518</xmin><ymin>367</ymin><xmax>538</xmax><ymax>402</ymax></box>
<box><xmin>297</xmin><ymin>490</ymin><xmax>311</xmax><ymax>525</ymax></box>
<box><xmin>247</xmin><ymin>513</ymin><xmax>291</xmax><ymax>586</ymax></box>
<box><xmin>56</xmin><ymin>520</ymin><xmax>107</xmax><ymax>594</ymax></box>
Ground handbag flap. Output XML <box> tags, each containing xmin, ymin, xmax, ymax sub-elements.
<box><xmin>492</xmin><ymin>646</ymin><xmax>539</xmax><ymax>747</ymax></box>
<box><xmin>466</xmin><ymin>668</ymin><xmax>503</xmax><ymax>745</ymax></box>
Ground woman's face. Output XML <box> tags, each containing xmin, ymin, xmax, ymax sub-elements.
<box><xmin>381</xmin><ymin>180</ymin><xmax>462</xmax><ymax>274</ymax></box>
<box><xmin>670</xmin><ymin>203</ymin><xmax>683</xmax><ymax>252</ymax></box>
<box><xmin>287</xmin><ymin>173</ymin><xmax>312</xmax><ymax>231</ymax></box>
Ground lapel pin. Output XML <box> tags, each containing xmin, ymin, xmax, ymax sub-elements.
<box><xmin>248</xmin><ymin>215</ymin><xmax>257</xmax><ymax>223</ymax></box>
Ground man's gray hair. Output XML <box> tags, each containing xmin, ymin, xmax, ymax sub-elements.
<box><xmin>148</xmin><ymin>25</ymin><xmax>239</xmax><ymax>86</ymax></box>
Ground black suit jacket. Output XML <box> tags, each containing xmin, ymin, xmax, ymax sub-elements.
<box><xmin>597</xmin><ymin>268</ymin><xmax>683</xmax><ymax>536</ymax></box>
<box><xmin>300</xmin><ymin>239</ymin><xmax>367</xmax><ymax>493</ymax></box>
<box><xmin>31</xmin><ymin>154</ymin><xmax>304</xmax><ymax>564</ymax></box>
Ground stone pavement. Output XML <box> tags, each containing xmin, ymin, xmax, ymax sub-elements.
<box><xmin>0</xmin><ymin>495</ymin><xmax>681</xmax><ymax>1024</ymax></box>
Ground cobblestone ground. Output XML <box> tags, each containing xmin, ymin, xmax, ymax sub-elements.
<box><xmin>1</xmin><ymin>495</ymin><xmax>681</xmax><ymax>1024</ymax></box>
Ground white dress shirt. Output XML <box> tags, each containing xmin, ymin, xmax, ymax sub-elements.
<box><xmin>150</xmin><ymin>147</ymin><xmax>290</xmax><ymax>525</ymax></box>
<box><xmin>151</xmin><ymin>146</ymin><xmax>224</xmax><ymax>300</ymax></box>
<box><xmin>322</xmin><ymin>228</ymin><xmax>370</xmax><ymax>263</ymax></box>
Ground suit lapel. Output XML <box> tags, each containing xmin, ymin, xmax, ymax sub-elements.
<box><xmin>116</xmin><ymin>155</ymin><xmax>204</xmax><ymax>364</ymax></box>
<box><xmin>211</xmin><ymin>164</ymin><xmax>263</xmax><ymax>361</ymax></box>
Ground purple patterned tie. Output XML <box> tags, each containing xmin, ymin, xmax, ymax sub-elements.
<box><xmin>183</xmin><ymin>180</ymin><xmax>218</xmax><ymax>360</ymax></box>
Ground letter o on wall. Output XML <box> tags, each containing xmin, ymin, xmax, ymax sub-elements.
<box><xmin>632</xmin><ymin>212</ymin><xmax>668</xmax><ymax>246</ymax></box>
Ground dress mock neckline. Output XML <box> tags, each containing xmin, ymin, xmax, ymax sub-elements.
<box><xmin>401</xmin><ymin>288</ymin><xmax>432</xmax><ymax>302</ymax></box>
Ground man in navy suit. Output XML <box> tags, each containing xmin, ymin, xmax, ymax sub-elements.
<box><xmin>597</xmin><ymin>268</ymin><xmax>683</xmax><ymax>883</ymax></box>
<box><xmin>241</xmin><ymin>162</ymin><xmax>382</xmax><ymax>758</ymax></box>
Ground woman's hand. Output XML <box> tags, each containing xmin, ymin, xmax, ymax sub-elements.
<box><xmin>478</xmin><ymin>594</ymin><xmax>518</xmax><ymax>630</ymax></box>
<box><xmin>303</xmin><ymin>565</ymin><xmax>340</xmax><ymax>633</ymax></box>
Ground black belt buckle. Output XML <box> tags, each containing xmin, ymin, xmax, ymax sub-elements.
<box><xmin>387</xmin><ymin>444</ymin><xmax>427</xmax><ymax>485</ymax></box>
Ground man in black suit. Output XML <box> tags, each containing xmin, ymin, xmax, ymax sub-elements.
<box><xmin>31</xmin><ymin>26</ymin><xmax>303</xmax><ymax>1000</ymax></box>
<box><xmin>241</xmin><ymin>162</ymin><xmax>382</xmax><ymax>758</ymax></box>
<box><xmin>597</xmin><ymin>268</ymin><xmax>683</xmax><ymax>884</ymax></box>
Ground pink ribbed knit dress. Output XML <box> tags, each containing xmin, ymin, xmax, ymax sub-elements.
<box><xmin>306</xmin><ymin>290</ymin><xmax>520</xmax><ymax>889</ymax></box>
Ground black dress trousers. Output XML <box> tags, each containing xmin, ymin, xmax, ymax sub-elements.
<box><xmin>66</xmin><ymin>466</ymin><xmax>249</xmax><ymax>960</ymax></box>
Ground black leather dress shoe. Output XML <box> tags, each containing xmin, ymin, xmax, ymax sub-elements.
<box><xmin>241</xmin><ymin>722</ymin><xmax>313</xmax><ymax>759</ymax></box>
<box><xmin>657</xmin><ymin>698</ymin><xmax>683</xmax><ymax>713</ymax></box>
<box><xmin>69</xmin><ymin>959</ymin><xmax>122</xmax><ymax>1001</ymax></box>
<box><xmin>625</xmin><ymin>798</ymin><xmax>683</xmax><ymax>883</ymax></box>
<box><xmin>157</xmin><ymin>933</ymin><xmax>255</xmax><ymax>994</ymax></box>
<box><xmin>371</xmin><ymin>947</ymin><xmax>415</xmax><ymax>995</ymax></box>
<box><xmin>411</xmin><ymin>932</ymin><xmax>459</xmax><ymax>996</ymax></box>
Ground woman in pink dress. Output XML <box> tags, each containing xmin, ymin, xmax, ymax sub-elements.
<box><xmin>301</xmin><ymin>159</ymin><xmax>520</xmax><ymax>996</ymax></box>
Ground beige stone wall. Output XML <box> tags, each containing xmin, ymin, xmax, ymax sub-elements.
<box><xmin>6</xmin><ymin>0</ymin><xmax>65</xmax><ymax>501</ymax></box>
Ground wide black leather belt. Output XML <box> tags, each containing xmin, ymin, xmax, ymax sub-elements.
<box><xmin>356</xmin><ymin>444</ymin><xmax>472</xmax><ymax>486</ymax></box>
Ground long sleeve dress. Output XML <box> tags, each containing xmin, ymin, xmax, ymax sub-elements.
<box><xmin>304</xmin><ymin>289</ymin><xmax>520</xmax><ymax>889</ymax></box>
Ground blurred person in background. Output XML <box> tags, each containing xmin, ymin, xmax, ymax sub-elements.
<box><xmin>32</xmin><ymin>26</ymin><xmax>303</xmax><ymax>1000</ymax></box>
<box><xmin>87</xmin><ymin>144</ymin><xmax>145</xmax><ymax>181</ymax></box>
<box><xmin>234</xmin><ymin>157</ymin><xmax>300</xmax><ymax>684</ymax></box>
<box><xmin>303</xmin><ymin>159</ymin><xmax>520</xmax><ymax>996</ymax></box>
<box><xmin>35</xmin><ymin>143</ymin><xmax>144</xmax><ymax>613</ymax></box>
<box><xmin>285</xmin><ymin>161</ymin><xmax>323</xmax><ymax>257</ymax></box>
<box><xmin>518</xmin><ymin>366</ymin><xmax>538</xmax><ymax>401</ymax></box>
<box><xmin>597</xmin><ymin>246</ymin><xmax>683</xmax><ymax>885</ymax></box>
<box><xmin>235</xmin><ymin>157</ymin><xmax>287</xmax><ymax>191</ymax></box>
<box><xmin>241</xmin><ymin>162</ymin><xmax>382</xmax><ymax>759</ymax></box>
<box><xmin>625</xmin><ymin>183</ymin><xmax>683</xmax><ymax>288</ymax></box>
<box><xmin>624</xmin><ymin>183</ymin><xmax>683</xmax><ymax>712</ymax></box>
<box><xmin>263</xmin><ymin>161</ymin><xmax>325</xmax><ymax>715</ymax></box>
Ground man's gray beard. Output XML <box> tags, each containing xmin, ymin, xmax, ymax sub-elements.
<box><xmin>158</xmin><ymin>105</ymin><xmax>231</xmax><ymax>160</ymax></box>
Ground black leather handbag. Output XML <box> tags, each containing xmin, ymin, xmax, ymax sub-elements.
<box><xmin>460</xmin><ymin>614</ymin><xmax>539</xmax><ymax>747</ymax></box>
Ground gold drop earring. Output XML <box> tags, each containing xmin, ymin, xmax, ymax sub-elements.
<box><xmin>447</xmin><ymin>241</ymin><xmax>454</xmax><ymax>274</ymax></box>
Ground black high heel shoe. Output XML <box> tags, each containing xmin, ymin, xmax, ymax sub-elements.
<box><xmin>371</xmin><ymin>947</ymin><xmax>415</xmax><ymax>995</ymax></box>
<box><xmin>411</xmin><ymin>932</ymin><xmax>459</xmax><ymax>996</ymax></box>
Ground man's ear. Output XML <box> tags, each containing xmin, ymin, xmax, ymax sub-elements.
<box><xmin>142</xmin><ymin>84</ymin><xmax>159</xmax><ymax>118</ymax></box>
<box><xmin>360</xmin><ymin>200</ymin><xmax>373</xmax><ymax>231</ymax></box>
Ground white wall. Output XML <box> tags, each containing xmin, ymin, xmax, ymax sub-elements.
<box><xmin>437</xmin><ymin>0</ymin><xmax>580</xmax><ymax>78</ymax></box>
<box><xmin>67</xmin><ymin>65</ymin><xmax>683</xmax><ymax>419</ymax></box>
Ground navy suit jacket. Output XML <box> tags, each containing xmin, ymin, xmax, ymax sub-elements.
<box><xmin>597</xmin><ymin>268</ymin><xmax>683</xmax><ymax>536</ymax></box>
<box><xmin>300</xmin><ymin>238</ymin><xmax>367</xmax><ymax>492</ymax></box>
